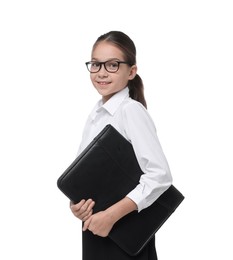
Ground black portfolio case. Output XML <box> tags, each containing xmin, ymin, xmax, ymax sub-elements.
<box><xmin>57</xmin><ymin>124</ymin><xmax>184</xmax><ymax>256</ymax></box>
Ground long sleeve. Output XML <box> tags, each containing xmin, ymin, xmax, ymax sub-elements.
<box><xmin>122</xmin><ymin>101</ymin><xmax>173</xmax><ymax>212</ymax></box>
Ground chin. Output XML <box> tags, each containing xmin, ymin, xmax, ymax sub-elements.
<box><xmin>95</xmin><ymin>85</ymin><xmax>109</xmax><ymax>93</ymax></box>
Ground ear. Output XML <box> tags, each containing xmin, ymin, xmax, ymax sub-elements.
<box><xmin>128</xmin><ymin>65</ymin><xmax>137</xmax><ymax>80</ymax></box>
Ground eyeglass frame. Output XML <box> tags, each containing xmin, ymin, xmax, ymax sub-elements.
<box><xmin>85</xmin><ymin>60</ymin><xmax>131</xmax><ymax>73</ymax></box>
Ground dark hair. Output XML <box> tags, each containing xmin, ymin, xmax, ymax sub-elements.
<box><xmin>92</xmin><ymin>31</ymin><xmax>147</xmax><ymax>109</ymax></box>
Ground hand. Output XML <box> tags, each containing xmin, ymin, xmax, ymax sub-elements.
<box><xmin>70</xmin><ymin>199</ymin><xmax>95</xmax><ymax>222</ymax></box>
<box><xmin>82</xmin><ymin>210</ymin><xmax>115</xmax><ymax>237</ymax></box>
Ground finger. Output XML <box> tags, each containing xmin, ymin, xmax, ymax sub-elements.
<box><xmin>83</xmin><ymin>217</ymin><xmax>91</xmax><ymax>231</ymax></box>
<box><xmin>85</xmin><ymin>199</ymin><xmax>94</xmax><ymax>207</ymax></box>
<box><xmin>86</xmin><ymin>200</ymin><xmax>95</xmax><ymax>211</ymax></box>
<box><xmin>79</xmin><ymin>206</ymin><xmax>93</xmax><ymax>220</ymax></box>
<box><xmin>82</xmin><ymin>209</ymin><xmax>93</xmax><ymax>222</ymax></box>
<box><xmin>70</xmin><ymin>199</ymin><xmax>85</xmax><ymax>212</ymax></box>
<box><xmin>79</xmin><ymin>199</ymin><xmax>94</xmax><ymax>214</ymax></box>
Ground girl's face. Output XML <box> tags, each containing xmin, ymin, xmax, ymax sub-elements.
<box><xmin>90</xmin><ymin>41</ymin><xmax>137</xmax><ymax>103</ymax></box>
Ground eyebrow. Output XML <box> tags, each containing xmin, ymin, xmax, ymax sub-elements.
<box><xmin>91</xmin><ymin>58</ymin><xmax>122</xmax><ymax>62</ymax></box>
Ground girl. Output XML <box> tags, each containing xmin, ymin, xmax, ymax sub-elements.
<box><xmin>70</xmin><ymin>31</ymin><xmax>172</xmax><ymax>260</ymax></box>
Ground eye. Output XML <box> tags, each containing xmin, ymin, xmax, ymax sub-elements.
<box><xmin>91</xmin><ymin>62</ymin><xmax>100</xmax><ymax>68</ymax></box>
<box><xmin>106</xmin><ymin>61</ymin><xmax>118</xmax><ymax>68</ymax></box>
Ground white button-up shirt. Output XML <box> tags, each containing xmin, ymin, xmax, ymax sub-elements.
<box><xmin>78</xmin><ymin>87</ymin><xmax>172</xmax><ymax>212</ymax></box>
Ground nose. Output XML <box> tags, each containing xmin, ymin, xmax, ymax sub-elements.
<box><xmin>98</xmin><ymin>64</ymin><xmax>108</xmax><ymax>77</ymax></box>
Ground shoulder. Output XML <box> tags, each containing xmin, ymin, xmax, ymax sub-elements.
<box><xmin>118</xmin><ymin>98</ymin><xmax>157</xmax><ymax>139</ymax></box>
<box><xmin>120</xmin><ymin>98</ymin><xmax>152</xmax><ymax>122</ymax></box>
<box><xmin>121</xmin><ymin>98</ymin><xmax>147</xmax><ymax>114</ymax></box>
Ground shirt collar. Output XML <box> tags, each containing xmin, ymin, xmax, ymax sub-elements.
<box><xmin>90</xmin><ymin>87</ymin><xmax>129</xmax><ymax>120</ymax></box>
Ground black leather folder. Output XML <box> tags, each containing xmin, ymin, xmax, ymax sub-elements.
<box><xmin>57</xmin><ymin>124</ymin><xmax>184</xmax><ymax>256</ymax></box>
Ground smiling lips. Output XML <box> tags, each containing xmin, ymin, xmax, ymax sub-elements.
<box><xmin>97</xmin><ymin>81</ymin><xmax>111</xmax><ymax>85</ymax></box>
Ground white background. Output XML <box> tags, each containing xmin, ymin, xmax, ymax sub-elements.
<box><xmin>0</xmin><ymin>0</ymin><xmax>232</xmax><ymax>259</ymax></box>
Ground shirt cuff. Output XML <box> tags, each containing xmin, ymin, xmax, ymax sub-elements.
<box><xmin>126</xmin><ymin>183</ymin><xmax>147</xmax><ymax>212</ymax></box>
<box><xmin>126</xmin><ymin>181</ymin><xmax>172</xmax><ymax>212</ymax></box>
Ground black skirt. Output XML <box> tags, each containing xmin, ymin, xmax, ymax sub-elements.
<box><xmin>82</xmin><ymin>230</ymin><xmax>157</xmax><ymax>260</ymax></box>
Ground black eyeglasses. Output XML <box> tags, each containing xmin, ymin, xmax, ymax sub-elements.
<box><xmin>85</xmin><ymin>60</ymin><xmax>130</xmax><ymax>73</ymax></box>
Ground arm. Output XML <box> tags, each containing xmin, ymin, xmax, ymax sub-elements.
<box><xmin>122</xmin><ymin>102</ymin><xmax>173</xmax><ymax>212</ymax></box>
<box><xmin>83</xmin><ymin>197</ymin><xmax>137</xmax><ymax>237</ymax></box>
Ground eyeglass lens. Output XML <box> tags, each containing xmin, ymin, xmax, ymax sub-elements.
<box><xmin>87</xmin><ymin>61</ymin><xmax>120</xmax><ymax>73</ymax></box>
